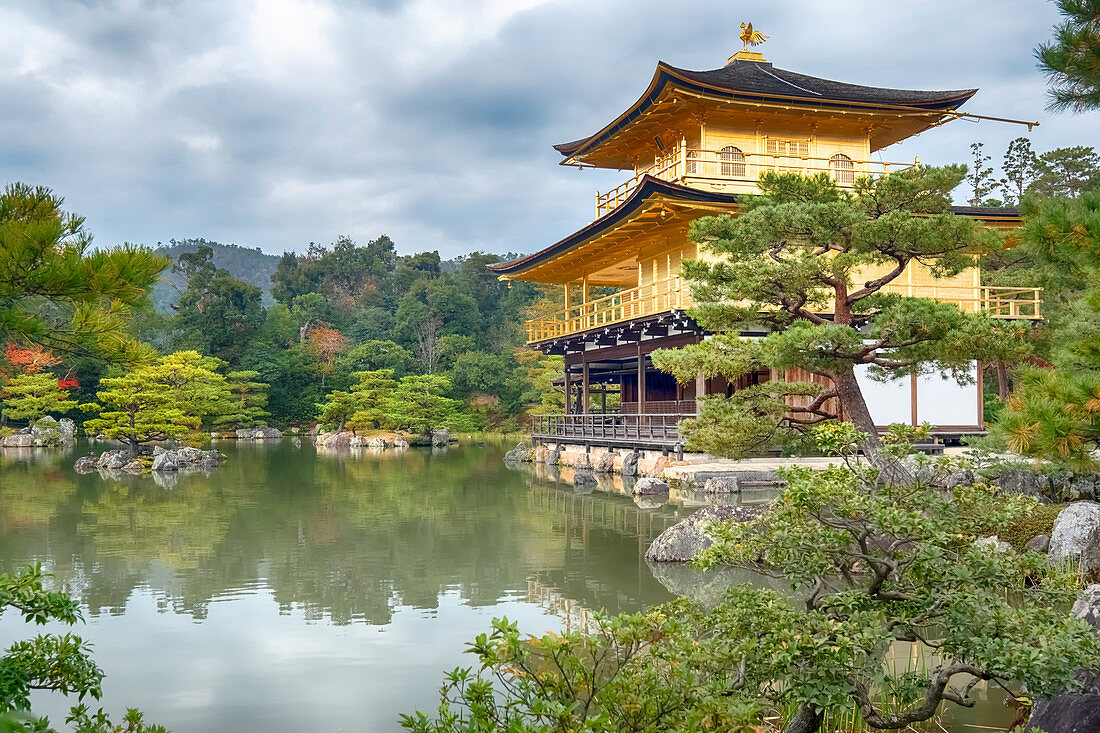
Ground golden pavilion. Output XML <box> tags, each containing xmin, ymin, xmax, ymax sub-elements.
<box><xmin>489</xmin><ymin>36</ymin><xmax>1041</xmax><ymax>452</ymax></box>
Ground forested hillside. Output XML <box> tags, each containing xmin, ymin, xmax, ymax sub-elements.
<box><xmin>122</xmin><ymin>235</ymin><xmax>563</xmax><ymax>430</ymax></box>
<box><xmin>151</xmin><ymin>239</ymin><xmax>281</xmax><ymax>311</ymax></box>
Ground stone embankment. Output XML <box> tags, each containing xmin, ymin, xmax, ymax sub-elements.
<box><xmin>235</xmin><ymin>426</ymin><xmax>283</xmax><ymax>440</ymax></box>
<box><xmin>315</xmin><ymin>430</ymin><xmax>437</xmax><ymax>449</ymax></box>
<box><xmin>0</xmin><ymin>417</ymin><xmax>76</xmax><ymax>448</ymax></box>
<box><xmin>1029</xmin><ymin>583</ymin><xmax>1100</xmax><ymax>732</ymax></box>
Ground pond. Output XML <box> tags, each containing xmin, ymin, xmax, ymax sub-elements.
<box><xmin>0</xmin><ymin>441</ymin><xmax>1015</xmax><ymax>732</ymax></box>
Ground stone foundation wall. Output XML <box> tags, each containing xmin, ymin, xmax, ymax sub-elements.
<box><xmin>513</xmin><ymin>442</ymin><xmax>687</xmax><ymax>481</ymax></box>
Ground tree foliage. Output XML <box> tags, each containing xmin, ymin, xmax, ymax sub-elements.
<box><xmin>82</xmin><ymin>351</ymin><xmax>230</xmax><ymax>450</ymax></box>
<box><xmin>1038</xmin><ymin>0</ymin><xmax>1100</xmax><ymax>112</ymax></box>
<box><xmin>0</xmin><ymin>564</ymin><xmax>166</xmax><ymax>732</ymax></box>
<box><xmin>652</xmin><ymin>168</ymin><xmax>1023</xmax><ymax>461</ymax></box>
<box><xmin>0</xmin><ymin>184</ymin><xmax>165</xmax><ymax>363</ymax></box>
<box><xmin>406</xmin><ymin>427</ymin><xmax>1097</xmax><ymax>733</ymax></box>
<box><xmin>1</xmin><ymin>374</ymin><xmax>76</xmax><ymax>424</ymax></box>
<box><xmin>214</xmin><ymin>370</ymin><xmax>270</xmax><ymax>429</ymax></box>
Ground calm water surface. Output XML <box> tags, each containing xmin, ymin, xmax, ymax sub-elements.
<box><xmin>0</xmin><ymin>441</ymin><xmax>1013</xmax><ymax>732</ymax></box>
<box><xmin>0</xmin><ymin>441</ymin><xmax>700</xmax><ymax>731</ymax></box>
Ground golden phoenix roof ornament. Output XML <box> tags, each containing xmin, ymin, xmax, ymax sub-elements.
<box><xmin>739</xmin><ymin>22</ymin><xmax>769</xmax><ymax>51</ymax></box>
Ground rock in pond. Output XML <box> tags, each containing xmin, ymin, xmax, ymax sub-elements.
<box><xmin>152</xmin><ymin>452</ymin><xmax>179</xmax><ymax>472</ymax></box>
<box><xmin>573</xmin><ymin>471</ymin><xmax>597</xmax><ymax>487</ymax></box>
<box><xmin>645</xmin><ymin>504</ymin><xmax>767</xmax><ymax>563</ymax></box>
<box><xmin>632</xmin><ymin>477</ymin><xmax>669</xmax><ymax>495</ymax></box>
<box><xmin>703</xmin><ymin>476</ymin><xmax>740</xmax><ymax>494</ymax></box>
<box><xmin>431</xmin><ymin>429</ymin><xmax>450</xmax><ymax>447</ymax></box>
<box><xmin>503</xmin><ymin>442</ymin><xmax>530</xmax><ymax>462</ymax></box>
<box><xmin>1049</xmin><ymin>501</ymin><xmax>1100</xmax><ymax>577</ymax></box>
<box><xmin>620</xmin><ymin>450</ymin><xmax>640</xmax><ymax>477</ymax></box>
<box><xmin>73</xmin><ymin>456</ymin><xmax>97</xmax><ymax>474</ymax></box>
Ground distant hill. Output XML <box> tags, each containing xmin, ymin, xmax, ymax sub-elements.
<box><xmin>151</xmin><ymin>239</ymin><xmax>280</xmax><ymax>312</ymax></box>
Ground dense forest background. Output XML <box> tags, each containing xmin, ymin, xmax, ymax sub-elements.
<box><xmin>69</xmin><ymin>236</ymin><xmax>563</xmax><ymax>431</ymax></box>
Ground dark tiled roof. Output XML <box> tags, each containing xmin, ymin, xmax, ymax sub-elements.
<box><xmin>554</xmin><ymin>60</ymin><xmax>977</xmax><ymax>158</ymax></box>
<box><xmin>487</xmin><ymin>176</ymin><xmax>742</xmax><ymax>276</ymax></box>
<box><xmin>946</xmin><ymin>204</ymin><xmax>1019</xmax><ymax>218</ymax></box>
<box><xmin>673</xmin><ymin>60</ymin><xmax>976</xmax><ymax>110</ymax></box>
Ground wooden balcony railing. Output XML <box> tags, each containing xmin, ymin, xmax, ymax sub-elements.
<box><xmin>531</xmin><ymin>413</ymin><xmax>687</xmax><ymax>446</ymax></box>
<box><xmin>526</xmin><ymin>276</ymin><xmax>685</xmax><ymax>343</ymax></box>
<box><xmin>596</xmin><ymin>146</ymin><xmax>914</xmax><ymax>217</ymax></box>
<box><xmin>525</xmin><ymin>277</ymin><xmax>1043</xmax><ymax>344</ymax></box>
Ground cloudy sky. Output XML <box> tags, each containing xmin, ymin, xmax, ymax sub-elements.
<box><xmin>0</xmin><ymin>0</ymin><xmax>1096</xmax><ymax>258</ymax></box>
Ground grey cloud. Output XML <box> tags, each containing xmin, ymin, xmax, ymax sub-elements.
<box><xmin>0</xmin><ymin>0</ymin><xmax>1095</xmax><ymax>259</ymax></box>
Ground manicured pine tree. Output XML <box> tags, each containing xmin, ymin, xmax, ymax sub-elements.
<box><xmin>345</xmin><ymin>370</ymin><xmax>399</xmax><ymax>434</ymax></box>
<box><xmin>389</xmin><ymin>374</ymin><xmax>462</xmax><ymax>435</ymax></box>
<box><xmin>214</xmin><ymin>371</ymin><xmax>271</xmax><ymax>430</ymax></box>
<box><xmin>1</xmin><ymin>373</ymin><xmax>76</xmax><ymax>423</ymax></box>
<box><xmin>82</xmin><ymin>352</ymin><xmax>230</xmax><ymax>453</ymax></box>
<box><xmin>652</xmin><ymin>168</ymin><xmax>1027</xmax><ymax>464</ymax></box>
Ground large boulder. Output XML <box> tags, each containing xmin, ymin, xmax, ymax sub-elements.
<box><xmin>322</xmin><ymin>431</ymin><xmax>353</xmax><ymax>448</ymax></box>
<box><xmin>73</xmin><ymin>455</ymin><xmax>97</xmax><ymax>474</ymax></box>
<box><xmin>431</xmin><ymin>429</ymin><xmax>451</xmax><ymax>447</ymax></box>
<box><xmin>176</xmin><ymin>447</ymin><xmax>203</xmax><ymax>466</ymax></box>
<box><xmin>620</xmin><ymin>450</ymin><xmax>640</xmax><ymax>477</ymax></box>
<box><xmin>632</xmin><ymin>477</ymin><xmax>670</xmax><ymax>495</ymax></box>
<box><xmin>97</xmin><ymin>450</ymin><xmax>130</xmax><ymax>471</ymax></box>
<box><xmin>368</xmin><ymin>436</ymin><xmax>388</xmax><ymax>448</ymax></box>
<box><xmin>200</xmin><ymin>450</ymin><xmax>222</xmax><ymax>469</ymax></box>
<box><xmin>545</xmin><ymin>447</ymin><xmax>561</xmax><ymax>466</ymax></box>
<box><xmin>1049</xmin><ymin>502</ymin><xmax>1100</xmax><ymax>578</ymax></box>
<box><xmin>123</xmin><ymin>460</ymin><xmax>145</xmax><ymax>474</ymax></box>
<box><xmin>0</xmin><ymin>432</ymin><xmax>35</xmax><ymax>447</ymax></box>
<box><xmin>592</xmin><ymin>452</ymin><xmax>616</xmax><ymax>474</ymax></box>
<box><xmin>151</xmin><ymin>451</ymin><xmax>179</xmax><ymax>472</ymax></box>
<box><xmin>393</xmin><ymin>437</ymin><xmax>409</xmax><ymax>449</ymax></box>
<box><xmin>645</xmin><ymin>504</ymin><xmax>767</xmax><ymax>563</ymax></box>
<box><xmin>503</xmin><ymin>442</ymin><xmax>531</xmax><ymax>463</ymax></box>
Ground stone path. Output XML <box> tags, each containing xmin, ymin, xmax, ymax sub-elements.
<box><xmin>664</xmin><ymin>455</ymin><xmax>845</xmax><ymax>487</ymax></box>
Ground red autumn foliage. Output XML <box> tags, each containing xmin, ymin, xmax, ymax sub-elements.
<box><xmin>3</xmin><ymin>343</ymin><xmax>60</xmax><ymax>376</ymax></box>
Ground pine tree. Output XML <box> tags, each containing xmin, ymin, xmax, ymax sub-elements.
<box><xmin>82</xmin><ymin>352</ymin><xmax>230</xmax><ymax>452</ymax></box>
<box><xmin>0</xmin><ymin>183</ymin><xmax>166</xmax><ymax>362</ymax></box>
<box><xmin>966</xmin><ymin>142</ymin><xmax>998</xmax><ymax>206</ymax></box>
<box><xmin>345</xmin><ymin>370</ymin><xmax>400</xmax><ymax>433</ymax></box>
<box><xmin>1037</xmin><ymin>0</ymin><xmax>1100</xmax><ymax>112</ymax></box>
<box><xmin>1000</xmin><ymin>137</ymin><xmax>1039</xmax><ymax>204</ymax></box>
<box><xmin>1028</xmin><ymin>146</ymin><xmax>1100</xmax><ymax>198</ymax></box>
<box><xmin>1</xmin><ymin>373</ymin><xmax>76</xmax><ymax>423</ymax></box>
<box><xmin>389</xmin><ymin>374</ymin><xmax>462</xmax><ymax>435</ymax></box>
<box><xmin>652</xmin><ymin>168</ymin><xmax>1026</xmax><ymax>464</ymax></box>
<box><xmin>213</xmin><ymin>371</ymin><xmax>271</xmax><ymax>429</ymax></box>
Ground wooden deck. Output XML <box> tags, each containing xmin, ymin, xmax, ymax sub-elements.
<box><xmin>531</xmin><ymin>413</ymin><xmax>689</xmax><ymax>449</ymax></box>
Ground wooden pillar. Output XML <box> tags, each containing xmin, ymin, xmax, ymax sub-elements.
<box><xmin>582</xmin><ymin>360</ymin><xmax>590</xmax><ymax>415</ymax></box>
<box><xmin>695</xmin><ymin>371</ymin><xmax>706</xmax><ymax>416</ymax></box>
<box><xmin>637</xmin><ymin>342</ymin><xmax>647</xmax><ymax>415</ymax></box>
<box><xmin>563</xmin><ymin>364</ymin><xmax>571</xmax><ymax>415</ymax></box>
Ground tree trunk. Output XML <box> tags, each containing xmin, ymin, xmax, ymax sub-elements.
<box><xmin>831</xmin><ymin>367</ymin><xmax>914</xmax><ymax>485</ymax></box>
<box><xmin>783</xmin><ymin>704</ymin><xmax>823</xmax><ymax>733</ymax></box>
<box><xmin>831</xmin><ymin>367</ymin><xmax>881</xmax><ymax>454</ymax></box>
<box><xmin>996</xmin><ymin>360</ymin><xmax>1009</xmax><ymax>400</ymax></box>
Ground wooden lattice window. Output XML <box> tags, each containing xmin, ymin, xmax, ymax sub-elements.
<box><xmin>829</xmin><ymin>153</ymin><xmax>855</xmax><ymax>185</ymax></box>
<box><xmin>685</xmin><ymin>149</ymin><xmax>699</xmax><ymax>175</ymax></box>
<box><xmin>719</xmin><ymin>145</ymin><xmax>746</xmax><ymax>177</ymax></box>
<box><xmin>765</xmin><ymin>138</ymin><xmax>810</xmax><ymax>157</ymax></box>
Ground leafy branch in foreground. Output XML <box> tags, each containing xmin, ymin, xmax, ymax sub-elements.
<box><xmin>0</xmin><ymin>565</ymin><xmax>166</xmax><ymax>732</ymax></box>
<box><xmin>404</xmin><ymin>425</ymin><xmax>1098</xmax><ymax>733</ymax></box>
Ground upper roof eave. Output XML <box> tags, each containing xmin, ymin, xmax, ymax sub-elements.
<box><xmin>555</xmin><ymin>61</ymin><xmax>977</xmax><ymax>163</ymax></box>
